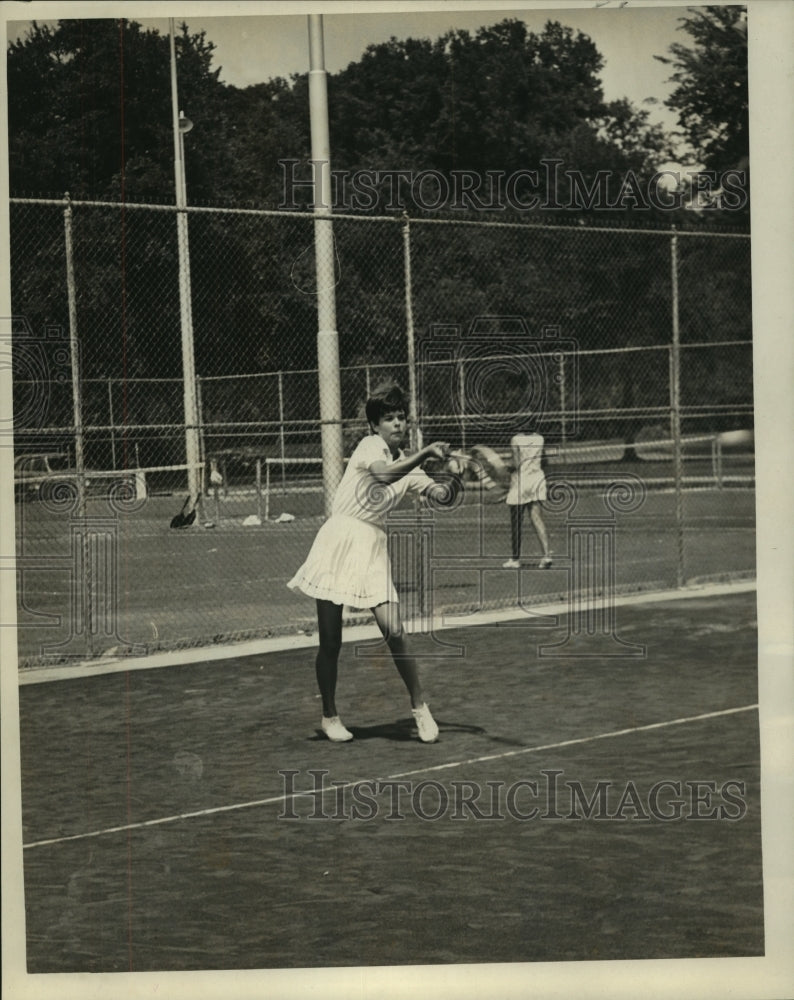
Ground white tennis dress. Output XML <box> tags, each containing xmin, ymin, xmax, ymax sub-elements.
<box><xmin>287</xmin><ymin>434</ymin><xmax>434</xmax><ymax>609</ymax></box>
<box><xmin>505</xmin><ymin>432</ymin><xmax>547</xmax><ymax>505</ymax></box>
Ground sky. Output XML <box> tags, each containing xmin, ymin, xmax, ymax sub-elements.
<box><xmin>5</xmin><ymin>2</ymin><xmax>703</xmax><ymax>142</ymax></box>
<box><xmin>157</xmin><ymin>6</ymin><xmax>685</xmax><ymax>122</ymax></box>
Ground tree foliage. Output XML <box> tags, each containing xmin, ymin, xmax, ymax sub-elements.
<box><xmin>656</xmin><ymin>6</ymin><xmax>749</xmax><ymax>174</ymax></box>
<box><xmin>7</xmin><ymin>16</ymin><xmax>678</xmax><ymax>208</ymax></box>
<box><xmin>321</xmin><ymin>18</ymin><xmax>673</xmax><ymax>213</ymax></box>
<box><xmin>7</xmin><ymin>16</ymin><xmax>752</xmax><ymax>464</ymax></box>
<box><xmin>7</xmin><ymin>19</ymin><xmax>237</xmax><ymax>202</ymax></box>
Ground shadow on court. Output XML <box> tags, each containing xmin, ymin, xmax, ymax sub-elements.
<box><xmin>329</xmin><ymin>720</ymin><xmax>488</xmax><ymax>742</ymax></box>
<box><xmin>17</xmin><ymin>588</ymin><xmax>763</xmax><ymax>971</ymax></box>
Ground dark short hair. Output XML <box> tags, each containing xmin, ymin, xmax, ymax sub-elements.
<box><xmin>365</xmin><ymin>382</ymin><xmax>407</xmax><ymax>426</ymax></box>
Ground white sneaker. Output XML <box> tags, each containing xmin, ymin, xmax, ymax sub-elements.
<box><xmin>539</xmin><ymin>556</ymin><xmax>553</xmax><ymax>569</ymax></box>
<box><xmin>412</xmin><ymin>703</ymin><xmax>439</xmax><ymax>743</ymax></box>
<box><xmin>502</xmin><ymin>558</ymin><xmax>520</xmax><ymax>569</ymax></box>
<box><xmin>321</xmin><ymin>716</ymin><xmax>353</xmax><ymax>742</ymax></box>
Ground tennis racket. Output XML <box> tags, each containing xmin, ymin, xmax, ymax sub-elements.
<box><xmin>170</xmin><ymin>494</ymin><xmax>198</xmax><ymax>529</ymax></box>
<box><xmin>469</xmin><ymin>445</ymin><xmax>511</xmax><ymax>496</ymax></box>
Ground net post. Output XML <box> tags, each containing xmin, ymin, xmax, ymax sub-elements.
<box><xmin>134</xmin><ymin>442</ymin><xmax>147</xmax><ymax>501</ymax></box>
<box><xmin>255</xmin><ymin>458</ymin><xmax>263</xmax><ymax>522</ymax></box>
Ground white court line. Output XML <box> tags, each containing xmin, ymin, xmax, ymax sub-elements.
<box><xmin>22</xmin><ymin>703</ymin><xmax>758</xmax><ymax>850</ymax></box>
<box><xmin>17</xmin><ymin>578</ymin><xmax>756</xmax><ymax>685</ymax></box>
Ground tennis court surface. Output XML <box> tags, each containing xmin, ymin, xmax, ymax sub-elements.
<box><xmin>14</xmin><ymin>479</ymin><xmax>756</xmax><ymax>664</ymax></box>
<box><xmin>18</xmin><ymin>584</ymin><xmax>761</xmax><ymax>971</ymax></box>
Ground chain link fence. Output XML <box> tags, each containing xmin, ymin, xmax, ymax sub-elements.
<box><xmin>8</xmin><ymin>197</ymin><xmax>754</xmax><ymax>666</ymax></box>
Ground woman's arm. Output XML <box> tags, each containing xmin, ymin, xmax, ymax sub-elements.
<box><xmin>369</xmin><ymin>441</ymin><xmax>449</xmax><ymax>483</ymax></box>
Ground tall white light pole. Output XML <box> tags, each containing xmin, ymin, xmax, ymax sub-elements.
<box><xmin>308</xmin><ymin>14</ymin><xmax>344</xmax><ymax>514</ymax></box>
<box><xmin>170</xmin><ymin>19</ymin><xmax>201</xmax><ymax>505</ymax></box>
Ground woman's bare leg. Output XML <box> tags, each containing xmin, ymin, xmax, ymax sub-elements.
<box><xmin>372</xmin><ymin>601</ymin><xmax>423</xmax><ymax>708</ymax></box>
<box><xmin>315</xmin><ymin>599</ymin><xmax>343</xmax><ymax>717</ymax></box>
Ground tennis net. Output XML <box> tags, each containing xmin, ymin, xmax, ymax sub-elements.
<box><xmin>211</xmin><ymin>432</ymin><xmax>755</xmax><ymax>523</ymax></box>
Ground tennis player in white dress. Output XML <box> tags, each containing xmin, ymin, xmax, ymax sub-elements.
<box><xmin>288</xmin><ymin>383</ymin><xmax>462</xmax><ymax>742</ymax></box>
<box><xmin>502</xmin><ymin>430</ymin><xmax>552</xmax><ymax>570</ymax></box>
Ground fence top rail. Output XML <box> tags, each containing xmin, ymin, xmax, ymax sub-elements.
<box><xmin>11</xmin><ymin>339</ymin><xmax>752</xmax><ymax>388</ymax></box>
<box><xmin>9</xmin><ymin>195</ymin><xmax>752</xmax><ymax>239</ymax></box>
<box><xmin>156</xmin><ymin>338</ymin><xmax>759</xmax><ymax>383</ymax></box>
<box><xmin>402</xmin><ymin>215</ymin><xmax>751</xmax><ymax>240</ymax></box>
<box><xmin>11</xmin><ymin>399</ymin><xmax>754</xmax><ymax>439</ymax></box>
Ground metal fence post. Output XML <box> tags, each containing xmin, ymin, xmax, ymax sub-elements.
<box><xmin>278</xmin><ymin>371</ymin><xmax>286</xmax><ymax>493</ymax></box>
<box><xmin>457</xmin><ymin>359</ymin><xmax>467</xmax><ymax>451</ymax></box>
<box><xmin>559</xmin><ymin>352</ymin><xmax>567</xmax><ymax>454</ymax></box>
<box><xmin>400</xmin><ymin>214</ymin><xmax>427</xmax><ymax>614</ymax></box>
<box><xmin>196</xmin><ymin>374</ymin><xmax>206</xmax><ymax>498</ymax></box>
<box><xmin>107</xmin><ymin>376</ymin><xmax>116</xmax><ymax>470</ymax></box>
<box><xmin>669</xmin><ymin>226</ymin><xmax>684</xmax><ymax>588</ymax></box>
<box><xmin>63</xmin><ymin>192</ymin><xmax>92</xmax><ymax>656</ymax></box>
<box><xmin>402</xmin><ymin>213</ymin><xmax>419</xmax><ymax>452</ymax></box>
